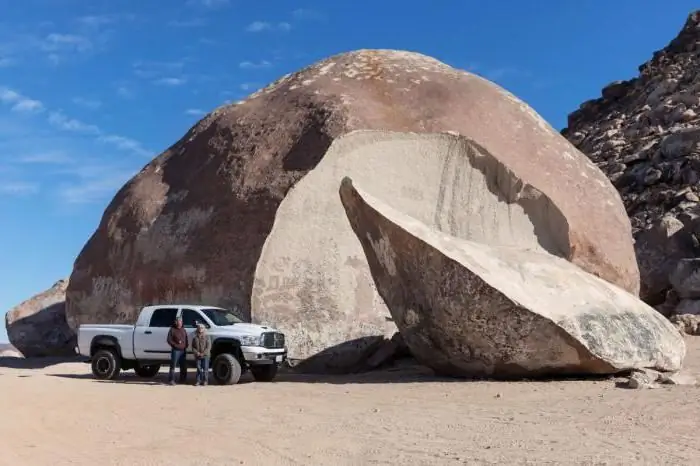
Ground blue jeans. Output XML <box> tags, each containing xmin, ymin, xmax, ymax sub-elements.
<box><xmin>169</xmin><ymin>349</ymin><xmax>187</xmax><ymax>383</ymax></box>
<box><xmin>196</xmin><ymin>357</ymin><xmax>210</xmax><ymax>384</ymax></box>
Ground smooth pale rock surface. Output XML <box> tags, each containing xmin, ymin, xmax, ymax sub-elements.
<box><xmin>5</xmin><ymin>279</ymin><xmax>75</xmax><ymax>357</ymax></box>
<box><xmin>254</xmin><ymin>130</ymin><xmax>575</xmax><ymax>363</ymax></box>
<box><xmin>339</xmin><ymin>178</ymin><xmax>685</xmax><ymax>378</ymax></box>
<box><xmin>66</xmin><ymin>49</ymin><xmax>638</xmax><ymax>371</ymax></box>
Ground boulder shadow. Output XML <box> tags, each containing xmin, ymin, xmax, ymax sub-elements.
<box><xmin>0</xmin><ymin>356</ymin><xmax>86</xmax><ymax>370</ymax></box>
<box><xmin>5</xmin><ymin>299</ymin><xmax>77</xmax><ymax>358</ymax></box>
<box><xmin>46</xmin><ymin>372</ymin><xmax>256</xmax><ymax>386</ymax></box>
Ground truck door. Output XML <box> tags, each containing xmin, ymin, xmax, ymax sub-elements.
<box><xmin>133</xmin><ymin>307</ymin><xmax>179</xmax><ymax>361</ymax></box>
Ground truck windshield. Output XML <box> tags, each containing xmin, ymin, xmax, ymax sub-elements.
<box><xmin>201</xmin><ymin>308</ymin><xmax>244</xmax><ymax>326</ymax></box>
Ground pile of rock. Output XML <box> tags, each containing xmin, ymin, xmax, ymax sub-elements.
<box><xmin>562</xmin><ymin>11</ymin><xmax>700</xmax><ymax>235</ymax></box>
<box><xmin>562</xmin><ymin>11</ymin><xmax>700</xmax><ymax>319</ymax></box>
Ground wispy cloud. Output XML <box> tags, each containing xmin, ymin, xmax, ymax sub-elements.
<box><xmin>41</xmin><ymin>33</ymin><xmax>92</xmax><ymax>53</ymax></box>
<box><xmin>72</xmin><ymin>97</ymin><xmax>101</xmax><ymax>109</ymax></box>
<box><xmin>0</xmin><ymin>57</ymin><xmax>15</xmax><ymax>68</ymax></box>
<box><xmin>168</xmin><ymin>18</ymin><xmax>206</xmax><ymax>28</ymax></box>
<box><xmin>239</xmin><ymin>60</ymin><xmax>272</xmax><ymax>70</ymax></box>
<box><xmin>246</xmin><ymin>21</ymin><xmax>291</xmax><ymax>33</ymax></box>
<box><xmin>185</xmin><ymin>108</ymin><xmax>205</xmax><ymax>116</ymax></box>
<box><xmin>0</xmin><ymin>86</ymin><xmax>150</xmax><ymax>158</ymax></box>
<box><xmin>292</xmin><ymin>9</ymin><xmax>326</xmax><ymax>21</ymax></box>
<box><xmin>0</xmin><ymin>88</ymin><xmax>44</xmax><ymax>113</ymax></box>
<box><xmin>16</xmin><ymin>151</ymin><xmax>74</xmax><ymax>165</ymax></box>
<box><xmin>186</xmin><ymin>0</ymin><xmax>229</xmax><ymax>8</ymax></box>
<box><xmin>0</xmin><ymin>181</ymin><xmax>39</xmax><ymax>196</ymax></box>
<box><xmin>154</xmin><ymin>77</ymin><xmax>187</xmax><ymax>86</ymax></box>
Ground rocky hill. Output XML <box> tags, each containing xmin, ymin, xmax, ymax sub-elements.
<box><xmin>562</xmin><ymin>11</ymin><xmax>700</xmax><ymax>234</ymax></box>
<box><xmin>562</xmin><ymin>11</ymin><xmax>700</xmax><ymax>330</ymax></box>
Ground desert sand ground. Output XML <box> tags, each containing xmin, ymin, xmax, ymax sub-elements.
<box><xmin>1</xmin><ymin>339</ymin><xmax>699</xmax><ymax>466</ymax></box>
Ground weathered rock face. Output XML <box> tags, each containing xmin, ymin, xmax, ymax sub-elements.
<box><xmin>563</xmin><ymin>12</ymin><xmax>700</xmax><ymax>235</ymax></box>
<box><xmin>67</xmin><ymin>49</ymin><xmax>638</xmax><ymax>369</ymax></box>
<box><xmin>5</xmin><ymin>279</ymin><xmax>75</xmax><ymax>357</ymax></box>
<box><xmin>339</xmin><ymin>178</ymin><xmax>685</xmax><ymax>378</ymax></box>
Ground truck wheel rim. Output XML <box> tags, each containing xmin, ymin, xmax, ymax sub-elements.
<box><xmin>96</xmin><ymin>357</ymin><xmax>111</xmax><ymax>374</ymax></box>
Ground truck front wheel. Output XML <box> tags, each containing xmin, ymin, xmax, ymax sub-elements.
<box><xmin>134</xmin><ymin>364</ymin><xmax>161</xmax><ymax>378</ymax></box>
<box><xmin>212</xmin><ymin>353</ymin><xmax>242</xmax><ymax>385</ymax></box>
<box><xmin>251</xmin><ymin>364</ymin><xmax>278</xmax><ymax>382</ymax></box>
<box><xmin>91</xmin><ymin>348</ymin><xmax>122</xmax><ymax>380</ymax></box>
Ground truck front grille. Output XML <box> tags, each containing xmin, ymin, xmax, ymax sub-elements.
<box><xmin>261</xmin><ymin>332</ymin><xmax>285</xmax><ymax>349</ymax></box>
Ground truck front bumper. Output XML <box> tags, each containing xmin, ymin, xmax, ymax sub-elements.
<box><xmin>242</xmin><ymin>346</ymin><xmax>287</xmax><ymax>366</ymax></box>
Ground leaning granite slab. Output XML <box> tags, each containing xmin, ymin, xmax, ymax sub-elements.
<box><xmin>339</xmin><ymin>177</ymin><xmax>685</xmax><ymax>378</ymax></box>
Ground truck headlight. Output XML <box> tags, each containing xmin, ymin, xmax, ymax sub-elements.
<box><xmin>238</xmin><ymin>335</ymin><xmax>261</xmax><ymax>346</ymax></box>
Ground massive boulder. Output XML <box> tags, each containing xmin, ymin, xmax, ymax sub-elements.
<box><xmin>5</xmin><ymin>279</ymin><xmax>75</xmax><ymax>357</ymax></box>
<box><xmin>67</xmin><ymin>49</ymin><xmax>638</xmax><ymax>370</ymax></box>
<box><xmin>339</xmin><ymin>177</ymin><xmax>685</xmax><ymax>378</ymax></box>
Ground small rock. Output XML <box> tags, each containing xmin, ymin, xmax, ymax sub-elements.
<box><xmin>659</xmin><ymin>371</ymin><xmax>697</xmax><ymax>386</ymax></box>
<box><xmin>643</xmin><ymin>168</ymin><xmax>663</xmax><ymax>185</ymax></box>
<box><xmin>627</xmin><ymin>369</ymin><xmax>660</xmax><ymax>389</ymax></box>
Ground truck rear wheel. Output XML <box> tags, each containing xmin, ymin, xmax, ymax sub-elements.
<box><xmin>251</xmin><ymin>364</ymin><xmax>278</xmax><ymax>382</ymax></box>
<box><xmin>91</xmin><ymin>348</ymin><xmax>122</xmax><ymax>380</ymax></box>
<box><xmin>212</xmin><ymin>353</ymin><xmax>242</xmax><ymax>385</ymax></box>
<box><xmin>134</xmin><ymin>364</ymin><xmax>161</xmax><ymax>378</ymax></box>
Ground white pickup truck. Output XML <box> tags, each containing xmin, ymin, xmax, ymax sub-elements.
<box><xmin>76</xmin><ymin>304</ymin><xmax>287</xmax><ymax>385</ymax></box>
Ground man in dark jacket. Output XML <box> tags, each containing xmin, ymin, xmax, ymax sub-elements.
<box><xmin>167</xmin><ymin>316</ymin><xmax>188</xmax><ymax>385</ymax></box>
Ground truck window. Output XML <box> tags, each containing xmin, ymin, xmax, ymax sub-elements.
<box><xmin>181</xmin><ymin>308</ymin><xmax>206</xmax><ymax>328</ymax></box>
<box><xmin>149</xmin><ymin>308</ymin><xmax>179</xmax><ymax>327</ymax></box>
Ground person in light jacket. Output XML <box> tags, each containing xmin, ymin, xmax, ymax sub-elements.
<box><xmin>191</xmin><ymin>322</ymin><xmax>211</xmax><ymax>386</ymax></box>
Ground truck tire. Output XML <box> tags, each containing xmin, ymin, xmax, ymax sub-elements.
<box><xmin>91</xmin><ymin>348</ymin><xmax>122</xmax><ymax>380</ymax></box>
<box><xmin>251</xmin><ymin>364</ymin><xmax>278</xmax><ymax>382</ymax></box>
<box><xmin>212</xmin><ymin>353</ymin><xmax>242</xmax><ymax>385</ymax></box>
<box><xmin>134</xmin><ymin>364</ymin><xmax>161</xmax><ymax>378</ymax></box>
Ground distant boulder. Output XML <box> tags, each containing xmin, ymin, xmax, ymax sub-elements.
<box><xmin>339</xmin><ymin>177</ymin><xmax>685</xmax><ymax>378</ymax></box>
<box><xmin>5</xmin><ymin>279</ymin><xmax>75</xmax><ymax>357</ymax></box>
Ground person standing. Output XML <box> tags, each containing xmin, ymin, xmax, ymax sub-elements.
<box><xmin>167</xmin><ymin>316</ymin><xmax>188</xmax><ymax>385</ymax></box>
<box><xmin>191</xmin><ymin>322</ymin><xmax>212</xmax><ymax>386</ymax></box>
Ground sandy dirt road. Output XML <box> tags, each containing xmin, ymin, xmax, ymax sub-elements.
<box><xmin>1</xmin><ymin>338</ymin><xmax>699</xmax><ymax>466</ymax></box>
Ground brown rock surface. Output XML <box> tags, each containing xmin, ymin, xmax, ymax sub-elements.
<box><xmin>339</xmin><ymin>177</ymin><xmax>685</xmax><ymax>378</ymax></box>
<box><xmin>5</xmin><ymin>279</ymin><xmax>75</xmax><ymax>357</ymax></box>
<box><xmin>67</xmin><ymin>49</ymin><xmax>638</xmax><ymax>369</ymax></box>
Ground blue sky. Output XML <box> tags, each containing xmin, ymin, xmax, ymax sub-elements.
<box><xmin>0</xmin><ymin>0</ymin><xmax>697</xmax><ymax>342</ymax></box>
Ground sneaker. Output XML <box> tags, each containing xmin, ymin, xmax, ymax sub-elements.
<box><xmin>169</xmin><ymin>380</ymin><xmax>176</xmax><ymax>386</ymax></box>
<box><xmin>203</xmin><ymin>381</ymin><xmax>208</xmax><ymax>386</ymax></box>
<box><xmin>194</xmin><ymin>381</ymin><xmax>201</xmax><ymax>386</ymax></box>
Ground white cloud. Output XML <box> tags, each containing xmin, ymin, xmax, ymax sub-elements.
<box><xmin>154</xmin><ymin>77</ymin><xmax>187</xmax><ymax>86</ymax></box>
<box><xmin>239</xmin><ymin>83</ymin><xmax>260</xmax><ymax>91</ymax></box>
<box><xmin>97</xmin><ymin>135</ymin><xmax>151</xmax><ymax>158</ymax></box>
<box><xmin>48</xmin><ymin>111</ymin><xmax>100</xmax><ymax>134</ymax></box>
<box><xmin>185</xmin><ymin>108</ymin><xmax>205</xmax><ymax>116</ymax></box>
<box><xmin>239</xmin><ymin>60</ymin><xmax>272</xmax><ymax>70</ymax></box>
<box><xmin>0</xmin><ymin>86</ymin><xmax>151</xmax><ymax>158</ymax></box>
<box><xmin>16</xmin><ymin>151</ymin><xmax>74</xmax><ymax>165</ymax></box>
<box><xmin>116</xmin><ymin>85</ymin><xmax>134</xmax><ymax>99</ymax></box>
<box><xmin>41</xmin><ymin>33</ymin><xmax>92</xmax><ymax>53</ymax></box>
<box><xmin>0</xmin><ymin>181</ymin><xmax>39</xmax><ymax>196</ymax></box>
<box><xmin>0</xmin><ymin>57</ymin><xmax>14</xmax><ymax>68</ymax></box>
<box><xmin>187</xmin><ymin>0</ymin><xmax>229</xmax><ymax>8</ymax></box>
<box><xmin>72</xmin><ymin>97</ymin><xmax>101</xmax><ymax>109</ymax></box>
<box><xmin>246</xmin><ymin>21</ymin><xmax>291</xmax><ymax>33</ymax></box>
<box><xmin>0</xmin><ymin>88</ymin><xmax>44</xmax><ymax>113</ymax></box>
<box><xmin>168</xmin><ymin>18</ymin><xmax>206</xmax><ymax>27</ymax></box>
<box><xmin>76</xmin><ymin>15</ymin><xmax>116</xmax><ymax>28</ymax></box>
<box><xmin>292</xmin><ymin>9</ymin><xmax>326</xmax><ymax>21</ymax></box>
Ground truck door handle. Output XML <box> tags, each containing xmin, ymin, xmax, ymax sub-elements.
<box><xmin>144</xmin><ymin>330</ymin><xmax>152</xmax><ymax>335</ymax></box>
